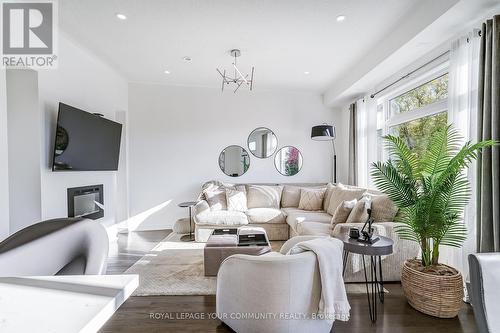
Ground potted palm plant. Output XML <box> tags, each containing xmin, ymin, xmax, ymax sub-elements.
<box><xmin>371</xmin><ymin>125</ymin><xmax>495</xmax><ymax>318</ymax></box>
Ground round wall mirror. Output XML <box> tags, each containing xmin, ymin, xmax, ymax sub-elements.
<box><xmin>247</xmin><ymin>127</ymin><xmax>278</xmax><ymax>158</ymax></box>
<box><xmin>219</xmin><ymin>145</ymin><xmax>250</xmax><ymax>177</ymax></box>
<box><xmin>274</xmin><ymin>146</ymin><xmax>303</xmax><ymax>176</ymax></box>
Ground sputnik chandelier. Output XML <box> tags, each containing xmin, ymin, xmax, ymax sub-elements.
<box><xmin>216</xmin><ymin>49</ymin><xmax>254</xmax><ymax>93</ymax></box>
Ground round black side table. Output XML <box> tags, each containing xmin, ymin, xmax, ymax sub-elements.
<box><xmin>338</xmin><ymin>234</ymin><xmax>394</xmax><ymax>323</ymax></box>
<box><xmin>178</xmin><ymin>201</ymin><xmax>197</xmax><ymax>242</ymax></box>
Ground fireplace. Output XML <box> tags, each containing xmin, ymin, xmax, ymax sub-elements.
<box><xmin>67</xmin><ymin>185</ymin><xmax>104</xmax><ymax>220</ymax></box>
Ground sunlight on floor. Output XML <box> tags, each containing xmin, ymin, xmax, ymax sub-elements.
<box><xmin>152</xmin><ymin>240</ymin><xmax>206</xmax><ymax>251</ymax></box>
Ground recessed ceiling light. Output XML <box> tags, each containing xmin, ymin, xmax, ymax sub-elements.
<box><xmin>304</xmin><ymin>71</ymin><xmax>310</xmax><ymax>75</ymax></box>
<box><xmin>183</xmin><ymin>56</ymin><xmax>192</xmax><ymax>62</ymax></box>
<box><xmin>164</xmin><ymin>70</ymin><xmax>171</xmax><ymax>74</ymax></box>
<box><xmin>116</xmin><ymin>13</ymin><xmax>127</xmax><ymax>20</ymax></box>
<box><xmin>336</xmin><ymin>15</ymin><xmax>346</xmax><ymax>22</ymax></box>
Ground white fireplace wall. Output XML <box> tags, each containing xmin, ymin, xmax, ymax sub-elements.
<box><xmin>38</xmin><ymin>32</ymin><xmax>128</xmax><ymax>230</ymax></box>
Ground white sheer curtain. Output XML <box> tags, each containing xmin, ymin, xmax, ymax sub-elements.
<box><xmin>440</xmin><ymin>31</ymin><xmax>480</xmax><ymax>281</ymax></box>
<box><xmin>355</xmin><ymin>97</ymin><xmax>378</xmax><ymax>188</ymax></box>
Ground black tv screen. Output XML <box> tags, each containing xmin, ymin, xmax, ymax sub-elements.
<box><xmin>52</xmin><ymin>103</ymin><xmax>122</xmax><ymax>171</ymax></box>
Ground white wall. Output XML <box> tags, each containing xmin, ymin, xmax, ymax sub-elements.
<box><xmin>37</xmin><ymin>32</ymin><xmax>128</xmax><ymax>230</ymax></box>
<box><xmin>0</xmin><ymin>70</ymin><xmax>9</xmax><ymax>240</ymax></box>
<box><xmin>128</xmin><ymin>84</ymin><xmax>335</xmax><ymax>231</ymax></box>
<box><xmin>6</xmin><ymin>70</ymin><xmax>42</xmax><ymax>234</ymax></box>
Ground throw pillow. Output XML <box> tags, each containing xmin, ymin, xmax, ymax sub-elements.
<box><xmin>226</xmin><ymin>186</ymin><xmax>248</xmax><ymax>212</ymax></box>
<box><xmin>365</xmin><ymin>192</ymin><xmax>399</xmax><ymax>222</ymax></box>
<box><xmin>281</xmin><ymin>185</ymin><xmax>302</xmax><ymax>208</ymax></box>
<box><xmin>298</xmin><ymin>188</ymin><xmax>326</xmax><ymax>211</ymax></box>
<box><xmin>327</xmin><ymin>183</ymin><xmax>365</xmax><ymax>215</ymax></box>
<box><xmin>203</xmin><ymin>184</ymin><xmax>227</xmax><ymax>211</ymax></box>
<box><xmin>346</xmin><ymin>196</ymin><xmax>371</xmax><ymax>223</ymax></box>
<box><xmin>331</xmin><ymin>199</ymin><xmax>357</xmax><ymax>224</ymax></box>
<box><xmin>282</xmin><ymin>185</ymin><xmax>327</xmax><ymax>208</ymax></box>
<box><xmin>323</xmin><ymin>183</ymin><xmax>335</xmax><ymax>210</ymax></box>
<box><xmin>247</xmin><ymin>185</ymin><xmax>284</xmax><ymax>209</ymax></box>
<box><xmin>200</xmin><ymin>180</ymin><xmax>231</xmax><ymax>200</ymax></box>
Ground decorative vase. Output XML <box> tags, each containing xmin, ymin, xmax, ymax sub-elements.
<box><xmin>401</xmin><ymin>260</ymin><xmax>464</xmax><ymax>318</ymax></box>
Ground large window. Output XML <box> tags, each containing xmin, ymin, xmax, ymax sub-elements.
<box><xmin>378</xmin><ymin>68</ymin><xmax>449</xmax><ymax>160</ymax></box>
<box><xmin>390</xmin><ymin>74</ymin><xmax>448</xmax><ymax>116</ymax></box>
<box><xmin>390</xmin><ymin>112</ymin><xmax>448</xmax><ymax>158</ymax></box>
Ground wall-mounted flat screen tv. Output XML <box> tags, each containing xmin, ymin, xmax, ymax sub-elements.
<box><xmin>52</xmin><ymin>103</ymin><xmax>122</xmax><ymax>171</ymax></box>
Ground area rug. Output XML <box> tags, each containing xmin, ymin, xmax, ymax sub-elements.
<box><xmin>124</xmin><ymin>232</ymin><xmax>216</xmax><ymax>296</ymax></box>
<box><xmin>124</xmin><ymin>233</ymin><xmax>386</xmax><ymax>296</ymax></box>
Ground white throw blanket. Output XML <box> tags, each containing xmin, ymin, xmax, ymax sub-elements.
<box><xmin>288</xmin><ymin>237</ymin><xmax>350</xmax><ymax>322</ymax></box>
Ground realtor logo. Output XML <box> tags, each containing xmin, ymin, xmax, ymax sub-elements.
<box><xmin>1</xmin><ymin>1</ymin><xmax>58</xmax><ymax>68</ymax></box>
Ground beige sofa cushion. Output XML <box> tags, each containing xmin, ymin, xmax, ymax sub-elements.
<box><xmin>282</xmin><ymin>208</ymin><xmax>332</xmax><ymax>232</ymax></box>
<box><xmin>296</xmin><ymin>221</ymin><xmax>332</xmax><ymax>236</ymax></box>
<box><xmin>247</xmin><ymin>185</ymin><xmax>283</xmax><ymax>209</ymax></box>
<box><xmin>281</xmin><ymin>185</ymin><xmax>326</xmax><ymax>208</ymax></box>
<box><xmin>246</xmin><ymin>208</ymin><xmax>286</xmax><ymax>224</ymax></box>
<box><xmin>195</xmin><ymin>211</ymin><xmax>248</xmax><ymax>226</ymax></box>
<box><xmin>346</xmin><ymin>197</ymin><xmax>370</xmax><ymax>223</ymax></box>
<box><xmin>331</xmin><ymin>199</ymin><xmax>357</xmax><ymax>224</ymax></box>
<box><xmin>327</xmin><ymin>183</ymin><xmax>365</xmax><ymax>215</ymax></box>
<box><xmin>281</xmin><ymin>186</ymin><xmax>302</xmax><ymax>208</ymax></box>
<box><xmin>366</xmin><ymin>193</ymin><xmax>398</xmax><ymax>222</ymax></box>
<box><xmin>323</xmin><ymin>183</ymin><xmax>335</xmax><ymax>210</ymax></box>
<box><xmin>226</xmin><ymin>186</ymin><xmax>248</xmax><ymax>212</ymax></box>
<box><xmin>298</xmin><ymin>188</ymin><xmax>326</xmax><ymax>211</ymax></box>
<box><xmin>203</xmin><ymin>184</ymin><xmax>227</xmax><ymax>211</ymax></box>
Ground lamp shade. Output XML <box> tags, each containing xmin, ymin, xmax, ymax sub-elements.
<box><xmin>311</xmin><ymin>125</ymin><xmax>335</xmax><ymax>141</ymax></box>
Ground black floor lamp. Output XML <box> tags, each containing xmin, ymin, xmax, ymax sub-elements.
<box><xmin>311</xmin><ymin>124</ymin><xmax>337</xmax><ymax>183</ymax></box>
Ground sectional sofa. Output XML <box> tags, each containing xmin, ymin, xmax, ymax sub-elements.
<box><xmin>193</xmin><ymin>181</ymin><xmax>419</xmax><ymax>281</ymax></box>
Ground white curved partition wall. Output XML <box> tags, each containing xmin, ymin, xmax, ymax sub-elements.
<box><xmin>0</xmin><ymin>218</ymin><xmax>108</xmax><ymax>276</ymax></box>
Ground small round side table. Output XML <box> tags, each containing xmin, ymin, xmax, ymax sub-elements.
<box><xmin>178</xmin><ymin>201</ymin><xmax>197</xmax><ymax>242</ymax></box>
<box><xmin>338</xmin><ymin>234</ymin><xmax>394</xmax><ymax>323</ymax></box>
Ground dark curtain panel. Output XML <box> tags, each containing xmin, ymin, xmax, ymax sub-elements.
<box><xmin>348</xmin><ymin>103</ymin><xmax>357</xmax><ymax>185</ymax></box>
<box><xmin>477</xmin><ymin>15</ymin><xmax>500</xmax><ymax>252</ymax></box>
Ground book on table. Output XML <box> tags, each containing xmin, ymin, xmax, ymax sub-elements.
<box><xmin>212</xmin><ymin>228</ymin><xmax>238</xmax><ymax>235</ymax></box>
<box><xmin>238</xmin><ymin>234</ymin><xmax>268</xmax><ymax>247</ymax></box>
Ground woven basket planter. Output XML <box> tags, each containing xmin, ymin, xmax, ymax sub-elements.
<box><xmin>401</xmin><ymin>260</ymin><xmax>464</xmax><ymax>318</ymax></box>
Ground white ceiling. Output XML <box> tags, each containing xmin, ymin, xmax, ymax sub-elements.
<box><xmin>59</xmin><ymin>0</ymin><xmax>426</xmax><ymax>92</ymax></box>
<box><xmin>323</xmin><ymin>0</ymin><xmax>500</xmax><ymax>106</ymax></box>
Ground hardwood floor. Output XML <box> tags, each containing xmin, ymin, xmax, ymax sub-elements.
<box><xmin>106</xmin><ymin>230</ymin><xmax>172</xmax><ymax>275</ymax></box>
<box><xmin>100</xmin><ymin>231</ymin><xmax>478</xmax><ymax>333</ymax></box>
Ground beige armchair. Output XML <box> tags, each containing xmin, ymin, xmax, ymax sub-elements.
<box><xmin>216</xmin><ymin>236</ymin><xmax>334</xmax><ymax>333</ymax></box>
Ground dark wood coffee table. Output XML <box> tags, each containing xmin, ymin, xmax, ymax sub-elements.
<box><xmin>337</xmin><ymin>234</ymin><xmax>394</xmax><ymax>323</ymax></box>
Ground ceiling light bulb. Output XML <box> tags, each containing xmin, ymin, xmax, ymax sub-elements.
<box><xmin>116</xmin><ymin>13</ymin><xmax>127</xmax><ymax>20</ymax></box>
<box><xmin>336</xmin><ymin>15</ymin><xmax>346</xmax><ymax>22</ymax></box>
<box><xmin>304</xmin><ymin>71</ymin><xmax>310</xmax><ymax>75</ymax></box>
<box><xmin>164</xmin><ymin>70</ymin><xmax>171</xmax><ymax>74</ymax></box>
